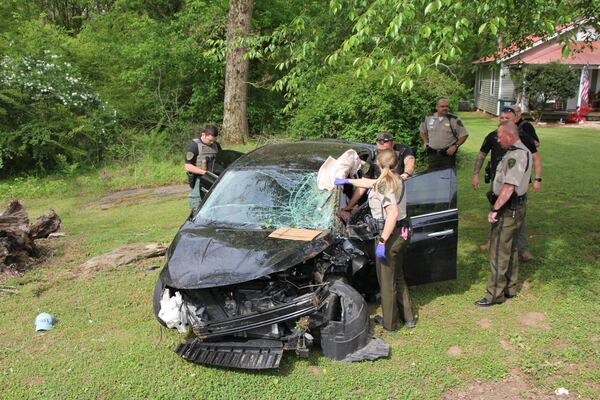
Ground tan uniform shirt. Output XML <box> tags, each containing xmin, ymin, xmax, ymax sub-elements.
<box><xmin>368</xmin><ymin>179</ymin><xmax>407</xmax><ymax>221</ymax></box>
<box><xmin>420</xmin><ymin>113</ymin><xmax>468</xmax><ymax>150</ymax></box>
<box><xmin>492</xmin><ymin>140</ymin><xmax>532</xmax><ymax>196</ymax></box>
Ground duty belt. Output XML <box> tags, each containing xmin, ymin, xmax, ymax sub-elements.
<box><xmin>427</xmin><ymin>147</ymin><xmax>452</xmax><ymax>156</ymax></box>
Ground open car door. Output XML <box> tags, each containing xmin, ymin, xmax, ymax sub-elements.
<box><xmin>199</xmin><ymin>150</ymin><xmax>244</xmax><ymax>196</ymax></box>
<box><xmin>404</xmin><ymin>168</ymin><xmax>458</xmax><ymax>285</ymax></box>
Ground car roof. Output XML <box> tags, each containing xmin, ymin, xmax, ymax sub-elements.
<box><xmin>231</xmin><ymin>140</ymin><xmax>375</xmax><ymax>170</ymax></box>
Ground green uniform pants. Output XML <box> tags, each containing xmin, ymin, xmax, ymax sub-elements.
<box><xmin>376</xmin><ymin>228</ymin><xmax>413</xmax><ymax>331</ymax></box>
<box><xmin>188</xmin><ymin>178</ymin><xmax>202</xmax><ymax>211</ymax></box>
<box><xmin>486</xmin><ymin>204</ymin><xmax>526</xmax><ymax>302</ymax></box>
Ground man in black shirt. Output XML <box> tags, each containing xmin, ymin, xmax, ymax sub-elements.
<box><xmin>184</xmin><ymin>125</ymin><xmax>222</xmax><ymax>212</ymax></box>
<box><xmin>344</xmin><ymin>131</ymin><xmax>415</xmax><ymax>211</ymax></box>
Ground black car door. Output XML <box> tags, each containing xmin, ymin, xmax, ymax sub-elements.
<box><xmin>199</xmin><ymin>150</ymin><xmax>244</xmax><ymax>195</ymax></box>
<box><xmin>404</xmin><ymin>168</ymin><xmax>458</xmax><ymax>285</ymax></box>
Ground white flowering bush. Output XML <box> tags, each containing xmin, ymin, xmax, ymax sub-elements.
<box><xmin>0</xmin><ymin>52</ymin><xmax>118</xmax><ymax>176</ymax></box>
<box><xmin>0</xmin><ymin>52</ymin><xmax>101</xmax><ymax>109</ymax></box>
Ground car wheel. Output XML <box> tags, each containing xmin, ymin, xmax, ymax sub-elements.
<box><xmin>153</xmin><ymin>279</ymin><xmax>168</xmax><ymax>327</ymax></box>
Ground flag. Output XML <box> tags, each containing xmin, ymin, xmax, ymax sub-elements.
<box><xmin>580</xmin><ymin>64</ymin><xmax>590</xmax><ymax>106</ymax></box>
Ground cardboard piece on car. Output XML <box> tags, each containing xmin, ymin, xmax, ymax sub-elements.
<box><xmin>268</xmin><ymin>227</ymin><xmax>323</xmax><ymax>241</ymax></box>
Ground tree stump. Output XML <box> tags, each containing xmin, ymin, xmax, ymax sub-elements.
<box><xmin>0</xmin><ymin>201</ymin><xmax>61</xmax><ymax>273</ymax></box>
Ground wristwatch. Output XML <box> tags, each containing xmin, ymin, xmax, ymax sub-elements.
<box><xmin>535</xmin><ymin>178</ymin><xmax>542</xmax><ymax>182</ymax></box>
<box><xmin>491</xmin><ymin>208</ymin><xmax>500</xmax><ymax>213</ymax></box>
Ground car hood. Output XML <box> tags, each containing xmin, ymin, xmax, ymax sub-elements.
<box><xmin>160</xmin><ymin>221</ymin><xmax>334</xmax><ymax>289</ymax></box>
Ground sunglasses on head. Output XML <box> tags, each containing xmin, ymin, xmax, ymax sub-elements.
<box><xmin>376</xmin><ymin>138</ymin><xmax>392</xmax><ymax>144</ymax></box>
<box><xmin>501</xmin><ymin>107</ymin><xmax>516</xmax><ymax>114</ymax></box>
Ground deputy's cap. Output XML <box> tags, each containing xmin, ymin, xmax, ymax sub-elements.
<box><xmin>376</xmin><ymin>131</ymin><xmax>393</xmax><ymax>142</ymax></box>
<box><xmin>35</xmin><ymin>312</ymin><xmax>55</xmax><ymax>331</ymax></box>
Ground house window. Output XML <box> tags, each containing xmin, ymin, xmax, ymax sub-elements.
<box><xmin>490</xmin><ymin>70</ymin><xmax>496</xmax><ymax>96</ymax></box>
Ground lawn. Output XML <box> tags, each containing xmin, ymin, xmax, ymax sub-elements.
<box><xmin>1</xmin><ymin>114</ymin><xmax>599</xmax><ymax>399</ymax></box>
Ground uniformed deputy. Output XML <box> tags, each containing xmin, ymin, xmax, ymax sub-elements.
<box><xmin>344</xmin><ymin>131</ymin><xmax>415</xmax><ymax>212</ymax></box>
<box><xmin>184</xmin><ymin>125</ymin><xmax>221</xmax><ymax>212</ymax></box>
<box><xmin>473</xmin><ymin>108</ymin><xmax>542</xmax><ymax>260</ymax></box>
<box><xmin>419</xmin><ymin>98</ymin><xmax>469</xmax><ymax>170</ymax></box>
<box><xmin>475</xmin><ymin>121</ymin><xmax>532</xmax><ymax>307</ymax></box>
<box><xmin>335</xmin><ymin>149</ymin><xmax>415</xmax><ymax>330</ymax></box>
<box><xmin>510</xmin><ymin>105</ymin><xmax>543</xmax><ymax>262</ymax></box>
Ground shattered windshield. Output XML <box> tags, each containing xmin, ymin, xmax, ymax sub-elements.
<box><xmin>196</xmin><ymin>169</ymin><xmax>335</xmax><ymax>229</ymax></box>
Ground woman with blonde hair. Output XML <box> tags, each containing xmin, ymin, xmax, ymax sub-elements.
<box><xmin>334</xmin><ymin>148</ymin><xmax>415</xmax><ymax>331</ymax></box>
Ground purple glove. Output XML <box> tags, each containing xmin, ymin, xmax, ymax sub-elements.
<box><xmin>334</xmin><ymin>177</ymin><xmax>350</xmax><ymax>186</ymax></box>
<box><xmin>375</xmin><ymin>242</ymin><xmax>386</xmax><ymax>259</ymax></box>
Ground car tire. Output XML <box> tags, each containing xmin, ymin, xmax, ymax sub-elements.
<box><xmin>153</xmin><ymin>279</ymin><xmax>168</xmax><ymax>327</ymax></box>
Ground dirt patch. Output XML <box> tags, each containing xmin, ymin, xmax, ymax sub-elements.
<box><xmin>447</xmin><ymin>346</ymin><xmax>462</xmax><ymax>356</ymax></box>
<box><xmin>441</xmin><ymin>368</ymin><xmax>574</xmax><ymax>400</ymax></box>
<box><xmin>23</xmin><ymin>376</ymin><xmax>45</xmax><ymax>386</ymax></box>
<box><xmin>539</xmin><ymin>121</ymin><xmax>600</xmax><ymax>130</ymax></box>
<box><xmin>519</xmin><ymin>311</ymin><xmax>550</xmax><ymax>330</ymax></box>
<box><xmin>499</xmin><ymin>339</ymin><xmax>513</xmax><ymax>351</ymax></box>
<box><xmin>87</xmin><ymin>184</ymin><xmax>188</xmax><ymax>209</ymax></box>
<box><xmin>477</xmin><ymin>319</ymin><xmax>492</xmax><ymax>329</ymax></box>
<box><xmin>307</xmin><ymin>366</ymin><xmax>325</xmax><ymax>376</ymax></box>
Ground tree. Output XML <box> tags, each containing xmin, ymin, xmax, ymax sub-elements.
<box><xmin>262</xmin><ymin>1</ymin><xmax>599</xmax><ymax>109</ymax></box>
<box><xmin>512</xmin><ymin>63</ymin><xmax>580</xmax><ymax>122</ymax></box>
<box><xmin>222</xmin><ymin>0</ymin><xmax>254</xmax><ymax>144</ymax></box>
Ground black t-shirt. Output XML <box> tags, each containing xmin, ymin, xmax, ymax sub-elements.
<box><xmin>517</xmin><ymin>118</ymin><xmax>540</xmax><ymax>147</ymax></box>
<box><xmin>480</xmin><ymin>130</ymin><xmax>505</xmax><ymax>173</ymax></box>
<box><xmin>373</xmin><ymin>144</ymin><xmax>414</xmax><ymax>177</ymax></box>
<box><xmin>481</xmin><ymin>128</ymin><xmax>537</xmax><ymax>173</ymax></box>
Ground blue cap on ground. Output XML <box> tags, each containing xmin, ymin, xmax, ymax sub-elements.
<box><xmin>35</xmin><ymin>313</ymin><xmax>55</xmax><ymax>331</ymax></box>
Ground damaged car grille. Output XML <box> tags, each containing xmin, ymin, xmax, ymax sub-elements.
<box><xmin>192</xmin><ymin>286</ymin><xmax>328</xmax><ymax>339</ymax></box>
<box><xmin>176</xmin><ymin>338</ymin><xmax>284</xmax><ymax>370</ymax></box>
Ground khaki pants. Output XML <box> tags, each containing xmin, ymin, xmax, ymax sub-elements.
<box><xmin>486</xmin><ymin>204</ymin><xmax>526</xmax><ymax>302</ymax></box>
<box><xmin>376</xmin><ymin>228</ymin><xmax>413</xmax><ymax>330</ymax></box>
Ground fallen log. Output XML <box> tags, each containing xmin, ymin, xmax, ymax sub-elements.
<box><xmin>0</xmin><ymin>200</ymin><xmax>61</xmax><ymax>273</ymax></box>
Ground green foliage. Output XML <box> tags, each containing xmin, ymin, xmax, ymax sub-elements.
<box><xmin>0</xmin><ymin>46</ymin><xmax>119</xmax><ymax>177</ymax></box>
<box><xmin>289</xmin><ymin>68</ymin><xmax>468</xmax><ymax>146</ymax></box>
<box><xmin>511</xmin><ymin>63</ymin><xmax>580</xmax><ymax>121</ymax></box>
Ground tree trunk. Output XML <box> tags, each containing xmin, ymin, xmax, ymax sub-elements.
<box><xmin>0</xmin><ymin>201</ymin><xmax>61</xmax><ymax>273</ymax></box>
<box><xmin>222</xmin><ymin>0</ymin><xmax>254</xmax><ymax>144</ymax></box>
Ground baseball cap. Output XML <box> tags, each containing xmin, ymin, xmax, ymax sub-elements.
<box><xmin>35</xmin><ymin>312</ymin><xmax>55</xmax><ymax>331</ymax></box>
<box><xmin>376</xmin><ymin>132</ymin><xmax>393</xmax><ymax>142</ymax></box>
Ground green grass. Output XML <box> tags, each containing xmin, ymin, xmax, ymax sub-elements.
<box><xmin>1</xmin><ymin>115</ymin><xmax>600</xmax><ymax>399</ymax></box>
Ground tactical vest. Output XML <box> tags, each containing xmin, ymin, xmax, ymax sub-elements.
<box><xmin>193</xmin><ymin>138</ymin><xmax>219</xmax><ymax>172</ymax></box>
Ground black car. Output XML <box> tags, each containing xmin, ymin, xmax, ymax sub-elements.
<box><xmin>153</xmin><ymin>140</ymin><xmax>458</xmax><ymax>369</ymax></box>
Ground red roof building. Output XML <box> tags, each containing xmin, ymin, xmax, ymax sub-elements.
<box><xmin>473</xmin><ymin>23</ymin><xmax>600</xmax><ymax>116</ymax></box>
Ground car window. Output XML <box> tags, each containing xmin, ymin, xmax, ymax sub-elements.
<box><xmin>406</xmin><ymin>168</ymin><xmax>456</xmax><ymax>216</ymax></box>
<box><xmin>197</xmin><ymin>169</ymin><xmax>335</xmax><ymax>229</ymax></box>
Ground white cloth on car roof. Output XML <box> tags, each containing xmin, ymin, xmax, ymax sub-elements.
<box><xmin>317</xmin><ymin>149</ymin><xmax>364</xmax><ymax>191</ymax></box>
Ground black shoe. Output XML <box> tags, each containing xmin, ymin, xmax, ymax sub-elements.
<box><xmin>373</xmin><ymin>315</ymin><xmax>384</xmax><ymax>325</ymax></box>
<box><xmin>504</xmin><ymin>292</ymin><xmax>517</xmax><ymax>299</ymax></box>
<box><xmin>474</xmin><ymin>298</ymin><xmax>502</xmax><ymax>307</ymax></box>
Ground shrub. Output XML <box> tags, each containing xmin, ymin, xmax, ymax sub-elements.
<box><xmin>0</xmin><ymin>52</ymin><xmax>119</xmax><ymax>176</ymax></box>
<box><xmin>289</xmin><ymin>68</ymin><xmax>468</xmax><ymax>147</ymax></box>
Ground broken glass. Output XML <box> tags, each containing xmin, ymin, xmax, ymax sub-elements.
<box><xmin>197</xmin><ymin>169</ymin><xmax>335</xmax><ymax>229</ymax></box>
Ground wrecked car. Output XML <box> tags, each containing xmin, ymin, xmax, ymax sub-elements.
<box><xmin>153</xmin><ymin>140</ymin><xmax>458</xmax><ymax>369</ymax></box>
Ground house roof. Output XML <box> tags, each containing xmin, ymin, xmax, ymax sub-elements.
<box><xmin>506</xmin><ymin>41</ymin><xmax>600</xmax><ymax>65</ymax></box>
<box><xmin>473</xmin><ymin>20</ymin><xmax>600</xmax><ymax>65</ymax></box>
